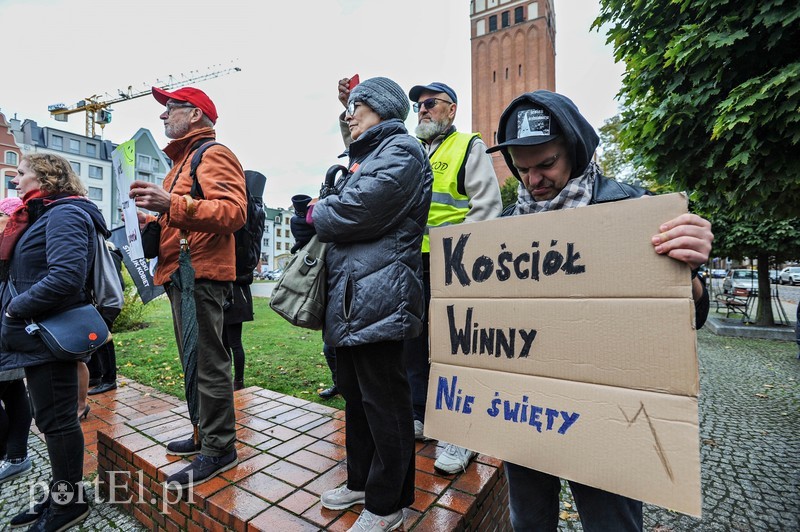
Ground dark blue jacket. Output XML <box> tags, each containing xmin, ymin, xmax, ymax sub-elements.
<box><xmin>0</xmin><ymin>197</ymin><xmax>109</xmax><ymax>369</ymax></box>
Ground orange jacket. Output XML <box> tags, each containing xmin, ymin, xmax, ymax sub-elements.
<box><xmin>152</xmin><ymin>127</ymin><xmax>247</xmax><ymax>286</ymax></box>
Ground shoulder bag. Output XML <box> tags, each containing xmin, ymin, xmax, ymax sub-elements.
<box><xmin>269</xmin><ymin>235</ymin><xmax>327</xmax><ymax>330</ymax></box>
<box><xmin>269</xmin><ymin>165</ymin><xmax>349</xmax><ymax>330</ymax></box>
<box><xmin>8</xmin><ymin>281</ymin><xmax>111</xmax><ymax>362</ymax></box>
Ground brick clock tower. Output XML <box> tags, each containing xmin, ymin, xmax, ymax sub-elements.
<box><xmin>470</xmin><ymin>0</ymin><xmax>556</xmax><ymax>186</ymax></box>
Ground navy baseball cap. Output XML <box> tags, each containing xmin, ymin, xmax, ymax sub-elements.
<box><xmin>408</xmin><ymin>82</ymin><xmax>458</xmax><ymax>104</ymax></box>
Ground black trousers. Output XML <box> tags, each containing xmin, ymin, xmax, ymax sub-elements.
<box><xmin>336</xmin><ymin>340</ymin><xmax>415</xmax><ymax>516</ymax></box>
<box><xmin>323</xmin><ymin>342</ymin><xmax>336</xmax><ymax>386</ymax></box>
<box><xmin>88</xmin><ymin>316</ymin><xmax>117</xmax><ymax>383</ymax></box>
<box><xmin>403</xmin><ymin>253</ymin><xmax>431</xmax><ymax>422</ymax></box>
<box><xmin>223</xmin><ymin>322</ymin><xmax>245</xmax><ymax>383</ymax></box>
<box><xmin>0</xmin><ymin>379</ymin><xmax>32</xmax><ymax>460</ymax></box>
<box><xmin>25</xmin><ymin>361</ymin><xmax>84</xmax><ymax>494</ymax></box>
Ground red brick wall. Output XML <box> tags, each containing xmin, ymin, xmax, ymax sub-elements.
<box><xmin>470</xmin><ymin>0</ymin><xmax>556</xmax><ymax>187</ymax></box>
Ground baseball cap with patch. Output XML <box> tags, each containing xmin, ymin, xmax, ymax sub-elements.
<box><xmin>486</xmin><ymin>103</ymin><xmax>561</xmax><ymax>152</ymax></box>
<box><xmin>408</xmin><ymin>82</ymin><xmax>458</xmax><ymax>104</ymax></box>
<box><xmin>151</xmin><ymin>86</ymin><xmax>218</xmax><ymax>124</ymax></box>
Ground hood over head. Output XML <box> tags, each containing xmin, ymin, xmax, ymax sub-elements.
<box><xmin>488</xmin><ymin>90</ymin><xmax>599</xmax><ymax>181</ymax></box>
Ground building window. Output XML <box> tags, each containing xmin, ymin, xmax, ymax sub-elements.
<box><xmin>5</xmin><ymin>152</ymin><xmax>17</xmax><ymax>165</ymax></box>
<box><xmin>70</xmin><ymin>161</ymin><xmax>81</xmax><ymax>174</ymax></box>
<box><xmin>515</xmin><ymin>6</ymin><xmax>524</xmax><ymax>23</ymax></box>
<box><xmin>69</xmin><ymin>139</ymin><xmax>80</xmax><ymax>154</ymax></box>
<box><xmin>502</xmin><ymin>11</ymin><xmax>509</xmax><ymax>27</ymax></box>
<box><xmin>285</xmin><ymin>217</ymin><xmax>290</xmax><ymax>225</ymax></box>
<box><xmin>88</xmin><ymin>187</ymin><xmax>103</xmax><ymax>200</ymax></box>
<box><xmin>52</xmin><ymin>135</ymin><xmax>63</xmax><ymax>150</ymax></box>
<box><xmin>505</xmin><ymin>67</ymin><xmax>509</xmax><ymax>79</ymax></box>
<box><xmin>137</xmin><ymin>154</ymin><xmax>153</xmax><ymax>173</ymax></box>
<box><xmin>89</xmin><ymin>165</ymin><xmax>103</xmax><ymax>179</ymax></box>
<box><xmin>5</xmin><ymin>175</ymin><xmax>16</xmax><ymax>190</ymax></box>
<box><xmin>86</xmin><ymin>143</ymin><xmax>97</xmax><ymax>157</ymax></box>
<box><xmin>489</xmin><ymin>15</ymin><xmax>497</xmax><ymax>31</ymax></box>
<box><xmin>493</xmin><ymin>71</ymin><xmax>497</xmax><ymax>82</ymax></box>
<box><xmin>519</xmin><ymin>64</ymin><xmax>523</xmax><ymax>76</ymax></box>
<box><xmin>277</xmin><ymin>228</ymin><xmax>282</xmax><ymax>237</ymax></box>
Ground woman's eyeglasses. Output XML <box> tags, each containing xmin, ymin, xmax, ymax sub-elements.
<box><xmin>346</xmin><ymin>101</ymin><xmax>363</xmax><ymax>116</ymax></box>
<box><xmin>413</xmin><ymin>97</ymin><xmax>454</xmax><ymax>113</ymax></box>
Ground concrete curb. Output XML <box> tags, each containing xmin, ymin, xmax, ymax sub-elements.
<box><xmin>706</xmin><ymin>316</ymin><xmax>796</xmax><ymax>341</ymax></box>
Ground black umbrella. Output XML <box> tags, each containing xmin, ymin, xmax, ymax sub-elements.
<box><xmin>170</xmin><ymin>236</ymin><xmax>200</xmax><ymax>446</ymax></box>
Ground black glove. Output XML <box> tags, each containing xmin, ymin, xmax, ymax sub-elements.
<box><xmin>290</xmin><ymin>214</ymin><xmax>316</xmax><ymax>253</ymax></box>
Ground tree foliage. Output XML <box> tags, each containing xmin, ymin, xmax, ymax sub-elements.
<box><xmin>710</xmin><ymin>216</ymin><xmax>800</xmax><ymax>263</ymax></box>
<box><xmin>500</xmin><ymin>176</ymin><xmax>519</xmax><ymax>209</ymax></box>
<box><xmin>596</xmin><ymin>0</ymin><xmax>800</xmax><ymax>220</ymax></box>
<box><xmin>599</xmin><ymin>113</ymin><xmax>655</xmax><ymax>189</ymax></box>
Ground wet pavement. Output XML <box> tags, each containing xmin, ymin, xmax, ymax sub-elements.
<box><xmin>1</xmin><ymin>328</ymin><xmax>797</xmax><ymax>531</ymax></box>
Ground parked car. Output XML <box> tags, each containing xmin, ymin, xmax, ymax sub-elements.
<box><xmin>779</xmin><ymin>266</ymin><xmax>800</xmax><ymax>285</ymax></box>
<box><xmin>722</xmin><ymin>269</ymin><xmax>757</xmax><ymax>295</ymax></box>
<box><xmin>265</xmin><ymin>269</ymin><xmax>284</xmax><ymax>281</ymax></box>
<box><xmin>769</xmin><ymin>270</ymin><xmax>780</xmax><ymax>284</ymax></box>
<box><xmin>711</xmin><ymin>269</ymin><xmax>727</xmax><ymax>279</ymax></box>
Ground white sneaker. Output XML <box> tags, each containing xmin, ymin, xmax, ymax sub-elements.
<box><xmin>321</xmin><ymin>485</ymin><xmax>366</xmax><ymax>510</ymax></box>
<box><xmin>348</xmin><ymin>508</ymin><xmax>403</xmax><ymax>532</ymax></box>
<box><xmin>414</xmin><ymin>420</ymin><xmax>431</xmax><ymax>442</ymax></box>
<box><xmin>434</xmin><ymin>443</ymin><xmax>476</xmax><ymax>474</ymax></box>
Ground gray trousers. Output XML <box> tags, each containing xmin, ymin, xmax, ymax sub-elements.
<box><xmin>167</xmin><ymin>280</ymin><xmax>236</xmax><ymax>457</ymax></box>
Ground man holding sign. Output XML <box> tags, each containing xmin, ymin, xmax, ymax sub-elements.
<box><xmin>485</xmin><ymin>91</ymin><xmax>712</xmax><ymax>531</ymax></box>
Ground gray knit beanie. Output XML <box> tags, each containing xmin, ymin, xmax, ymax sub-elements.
<box><xmin>348</xmin><ymin>77</ymin><xmax>410</xmax><ymax>121</ymax></box>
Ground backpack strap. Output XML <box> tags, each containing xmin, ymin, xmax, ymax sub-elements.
<box><xmin>189</xmin><ymin>139</ymin><xmax>225</xmax><ymax>200</ymax></box>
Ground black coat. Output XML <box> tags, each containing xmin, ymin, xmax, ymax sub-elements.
<box><xmin>0</xmin><ymin>197</ymin><xmax>108</xmax><ymax>370</ymax></box>
<box><xmin>223</xmin><ymin>282</ymin><xmax>253</xmax><ymax>325</ymax></box>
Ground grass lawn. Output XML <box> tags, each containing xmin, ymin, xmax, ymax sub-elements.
<box><xmin>113</xmin><ymin>296</ymin><xmax>345</xmax><ymax>411</ymax></box>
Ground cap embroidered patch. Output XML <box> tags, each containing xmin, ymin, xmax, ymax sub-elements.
<box><xmin>517</xmin><ymin>108</ymin><xmax>551</xmax><ymax>138</ymax></box>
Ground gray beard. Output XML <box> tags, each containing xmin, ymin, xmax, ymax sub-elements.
<box><xmin>415</xmin><ymin>118</ymin><xmax>450</xmax><ymax>140</ymax></box>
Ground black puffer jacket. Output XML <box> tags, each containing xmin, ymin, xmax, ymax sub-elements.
<box><xmin>0</xmin><ymin>197</ymin><xmax>108</xmax><ymax>369</ymax></box>
<box><xmin>313</xmin><ymin>119</ymin><xmax>433</xmax><ymax>347</ymax></box>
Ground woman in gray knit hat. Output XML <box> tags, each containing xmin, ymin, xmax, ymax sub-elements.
<box><xmin>291</xmin><ymin>76</ymin><xmax>432</xmax><ymax>531</ymax></box>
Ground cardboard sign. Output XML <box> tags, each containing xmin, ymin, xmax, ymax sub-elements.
<box><xmin>425</xmin><ymin>193</ymin><xmax>702</xmax><ymax>517</ymax></box>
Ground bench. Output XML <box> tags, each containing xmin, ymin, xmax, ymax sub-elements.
<box><xmin>716</xmin><ymin>288</ymin><xmax>751</xmax><ymax>318</ymax></box>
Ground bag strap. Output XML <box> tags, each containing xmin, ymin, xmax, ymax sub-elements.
<box><xmin>157</xmin><ymin>138</ymin><xmax>218</xmax><ymax>225</ymax></box>
<box><xmin>189</xmin><ymin>139</ymin><xmax>225</xmax><ymax>200</ymax></box>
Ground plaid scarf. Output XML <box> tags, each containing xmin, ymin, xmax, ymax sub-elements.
<box><xmin>514</xmin><ymin>162</ymin><xmax>599</xmax><ymax>215</ymax></box>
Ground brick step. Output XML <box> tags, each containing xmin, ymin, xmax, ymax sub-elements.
<box><xmin>97</xmin><ymin>386</ymin><xmax>511</xmax><ymax>531</ymax></box>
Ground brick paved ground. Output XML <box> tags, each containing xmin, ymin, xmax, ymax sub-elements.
<box><xmin>1</xmin><ymin>328</ymin><xmax>797</xmax><ymax>530</ymax></box>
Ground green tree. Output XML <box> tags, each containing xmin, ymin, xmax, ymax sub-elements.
<box><xmin>597</xmin><ymin>0</ymin><xmax>800</xmax><ymax>325</ymax></box>
<box><xmin>500</xmin><ymin>176</ymin><xmax>518</xmax><ymax>209</ymax></box>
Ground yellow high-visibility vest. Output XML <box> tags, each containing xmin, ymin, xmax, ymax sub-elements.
<box><xmin>422</xmin><ymin>131</ymin><xmax>478</xmax><ymax>253</ymax></box>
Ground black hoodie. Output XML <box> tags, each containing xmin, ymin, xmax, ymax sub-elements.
<box><xmin>494</xmin><ymin>90</ymin><xmax>599</xmax><ymax>182</ymax></box>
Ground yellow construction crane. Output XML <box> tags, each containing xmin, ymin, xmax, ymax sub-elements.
<box><xmin>47</xmin><ymin>63</ymin><xmax>242</xmax><ymax>138</ymax></box>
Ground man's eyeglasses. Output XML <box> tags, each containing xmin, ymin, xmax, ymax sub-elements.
<box><xmin>164</xmin><ymin>102</ymin><xmax>196</xmax><ymax>115</ymax></box>
<box><xmin>413</xmin><ymin>97</ymin><xmax>454</xmax><ymax>113</ymax></box>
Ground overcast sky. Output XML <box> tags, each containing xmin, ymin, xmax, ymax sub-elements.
<box><xmin>1</xmin><ymin>0</ymin><xmax>624</xmax><ymax>209</ymax></box>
